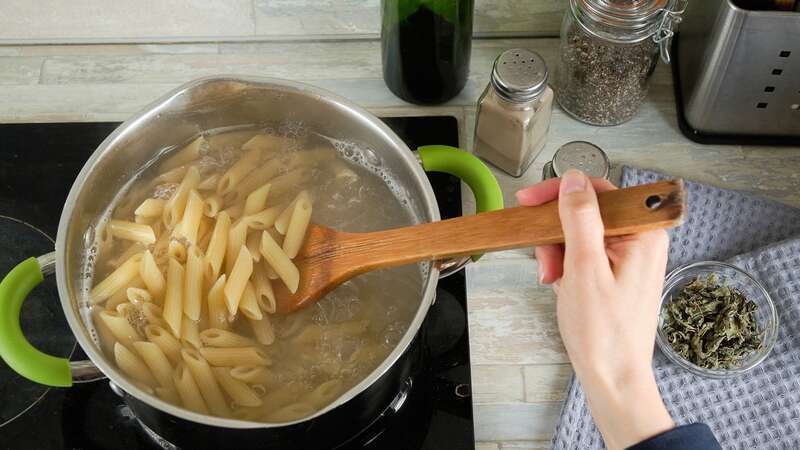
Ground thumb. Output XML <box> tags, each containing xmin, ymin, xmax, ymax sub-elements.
<box><xmin>558</xmin><ymin>170</ymin><xmax>608</xmax><ymax>271</ymax></box>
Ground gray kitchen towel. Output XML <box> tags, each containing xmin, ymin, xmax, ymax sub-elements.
<box><xmin>550</xmin><ymin>167</ymin><xmax>800</xmax><ymax>450</ymax></box>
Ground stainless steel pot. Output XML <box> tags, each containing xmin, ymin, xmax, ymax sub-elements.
<box><xmin>0</xmin><ymin>76</ymin><xmax>502</xmax><ymax>448</ymax></box>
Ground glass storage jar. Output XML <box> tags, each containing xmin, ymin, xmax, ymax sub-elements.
<box><xmin>555</xmin><ymin>0</ymin><xmax>686</xmax><ymax>126</ymax></box>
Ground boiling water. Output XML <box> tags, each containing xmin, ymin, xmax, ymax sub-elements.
<box><xmin>83</xmin><ymin>125</ymin><xmax>425</xmax><ymax>422</ymax></box>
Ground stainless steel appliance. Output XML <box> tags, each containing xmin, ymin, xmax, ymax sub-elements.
<box><xmin>675</xmin><ymin>0</ymin><xmax>800</xmax><ymax>139</ymax></box>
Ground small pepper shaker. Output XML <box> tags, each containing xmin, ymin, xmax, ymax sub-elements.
<box><xmin>542</xmin><ymin>141</ymin><xmax>610</xmax><ymax>180</ymax></box>
<box><xmin>473</xmin><ymin>48</ymin><xmax>554</xmax><ymax>177</ymax></box>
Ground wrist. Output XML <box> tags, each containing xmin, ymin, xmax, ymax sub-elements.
<box><xmin>577</xmin><ymin>365</ymin><xmax>675</xmax><ymax>450</ymax></box>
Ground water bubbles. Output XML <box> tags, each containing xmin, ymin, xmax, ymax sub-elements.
<box><xmin>152</xmin><ymin>183</ymin><xmax>178</xmax><ymax>200</ymax></box>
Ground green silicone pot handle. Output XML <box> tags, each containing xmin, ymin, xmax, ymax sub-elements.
<box><xmin>0</xmin><ymin>257</ymin><xmax>72</xmax><ymax>387</ymax></box>
<box><xmin>417</xmin><ymin>145</ymin><xmax>504</xmax><ymax>261</ymax></box>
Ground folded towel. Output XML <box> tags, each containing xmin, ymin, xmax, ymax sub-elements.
<box><xmin>550</xmin><ymin>167</ymin><xmax>800</xmax><ymax>450</ymax></box>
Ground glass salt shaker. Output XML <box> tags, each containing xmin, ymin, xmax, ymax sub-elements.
<box><xmin>473</xmin><ymin>48</ymin><xmax>554</xmax><ymax>177</ymax></box>
<box><xmin>555</xmin><ymin>0</ymin><xmax>687</xmax><ymax>126</ymax></box>
<box><xmin>542</xmin><ymin>141</ymin><xmax>611</xmax><ymax>180</ymax></box>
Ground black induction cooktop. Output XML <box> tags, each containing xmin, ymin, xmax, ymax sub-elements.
<box><xmin>0</xmin><ymin>116</ymin><xmax>475</xmax><ymax>450</ymax></box>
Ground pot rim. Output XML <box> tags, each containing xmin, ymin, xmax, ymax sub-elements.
<box><xmin>55</xmin><ymin>75</ymin><xmax>442</xmax><ymax>429</ymax></box>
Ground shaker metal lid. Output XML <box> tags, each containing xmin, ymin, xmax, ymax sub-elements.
<box><xmin>491</xmin><ymin>49</ymin><xmax>548</xmax><ymax>103</ymax></box>
<box><xmin>551</xmin><ymin>141</ymin><xmax>610</xmax><ymax>179</ymax></box>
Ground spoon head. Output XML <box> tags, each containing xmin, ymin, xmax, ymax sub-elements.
<box><xmin>272</xmin><ymin>224</ymin><xmax>349</xmax><ymax>314</ymax></box>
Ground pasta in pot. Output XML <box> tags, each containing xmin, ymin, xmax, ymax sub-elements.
<box><xmin>88</xmin><ymin>127</ymin><xmax>421</xmax><ymax>422</ymax></box>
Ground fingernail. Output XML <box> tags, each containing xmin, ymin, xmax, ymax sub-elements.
<box><xmin>561</xmin><ymin>169</ymin><xmax>587</xmax><ymax>194</ymax></box>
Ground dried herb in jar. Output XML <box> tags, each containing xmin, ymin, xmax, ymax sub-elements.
<box><xmin>662</xmin><ymin>273</ymin><xmax>762</xmax><ymax>370</ymax></box>
<box><xmin>555</xmin><ymin>24</ymin><xmax>659</xmax><ymax>126</ymax></box>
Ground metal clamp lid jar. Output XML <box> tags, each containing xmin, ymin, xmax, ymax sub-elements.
<box><xmin>555</xmin><ymin>0</ymin><xmax>687</xmax><ymax>126</ymax></box>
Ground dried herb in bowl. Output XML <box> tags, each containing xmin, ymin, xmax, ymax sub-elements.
<box><xmin>662</xmin><ymin>273</ymin><xmax>762</xmax><ymax>370</ymax></box>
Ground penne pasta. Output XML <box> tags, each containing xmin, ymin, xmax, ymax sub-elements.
<box><xmin>132</xmin><ymin>341</ymin><xmax>174</xmax><ymax>390</ymax></box>
<box><xmin>144</xmin><ymin>324</ymin><xmax>182</xmax><ymax>365</ymax></box>
<box><xmin>243</xmin><ymin>182</ymin><xmax>271</xmax><ymax>216</ymax></box>
<box><xmin>197</xmin><ymin>216</ymin><xmax>213</xmax><ymax>244</ymax></box>
<box><xmin>183</xmin><ymin>245</ymin><xmax>204</xmax><ymax>321</ymax></box>
<box><xmin>197</xmin><ymin>173</ymin><xmax>220</xmax><ymax>192</ymax></box>
<box><xmin>134</xmin><ymin>214</ymin><xmax>157</xmax><ymax>225</ymax></box>
<box><xmin>205</xmin><ymin>212</ymin><xmax>230</xmax><ymax>280</ymax></box>
<box><xmin>241</xmin><ymin>133</ymin><xmax>295</xmax><ymax>155</ymax></box>
<box><xmin>206</xmin><ymin>129</ymin><xmax>257</xmax><ymax>151</ymax></box>
<box><xmin>282</xmin><ymin>192</ymin><xmax>312</xmax><ymax>259</ymax></box>
<box><xmin>229</xmin><ymin>365</ymin><xmax>274</xmax><ymax>387</ymax></box>
<box><xmin>207</xmin><ymin>275</ymin><xmax>229</xmax><ymax>331</ymax></box>
<box><xmin>252</xmin><ymin>263</ymin><xmax>276</xmax><ymax>313</ymax></box>
<box><xmin>126</xmin><ymin>287</ymin><xmax>152</xmax><ymax>305</ymax></box>
<box><xmin>304</xmin><ymin>379</ymin><xmax>343</xmax><ymax>409</ymax></box>
<box><xmin>259</xmin><ymin>232</ymin><xmax>299</xmax><ymax>293</ymax></box>
<box><xmin>199</xmin><ymin>347</ymin><xmax>270</xmax><ymax>367</ymax></box>
<box><xmin>134</xmin><ymin>198</ymin><xmax>166</xmax><ymax>218</ymax></box>
<box><xmin>246</xmin><ymin>231</ymin><xmax>262</xmax><ymax>263</ymax></box>
<box><xmin>274</xmin><ymin>191</ymin><xmax>308</xmax><ymax>235</ymax></box>
<box><xmin>162</xmin><ymin>258</ymin><xmax>184</xmax><ymax>337</ymax></box>
<box><xmin>268</xmin><ymin>168</ymin><xmax>312</xmax><ymax>201</ymax></box>
<box><xmin>260</xmin><ymin>384</ymin><xmax>309</xmax><ymax>413</ymax></box>
<box><xmin>221</xmin><ymin>203</ymin><xmax>244</xmax><ymax>220</ymax></box>
<box><xmin>203</xmin><ymin>195</ymin><xmax>223</xmax><ymax>218</ymax></box>
<box><xmin>266</xmin><ymin>402</ymin><xmax>316</xmax><ymax>423</ymax></box>
<box><xmin>163</xmin><ymin>166</ymin><xmax>200</xmax><ymax>227</ymax></box>
<box><xmin>141</xmin><ymin>302</ymin><xmax>168</xmax><ymax>328</ymax></box>
<box><xmin>139</xmin><ymin>250</ymin><xmax>166</xmax><ymax>302</ymax></box>
<box><xmin>91</xmin><ymin>253</ymin><xmax>143</xmax><ymax>304</ymax></box>
<box><xmin>160</xmin><ymin>136</ymin><xmax>206</xmax><ymax>173</ymax></box>
<box><xmin>155</xmin><ymin>386</ymin><xmax>181</xmax><ymax>405</ymax></box>
<box><xmin>106</xmin><ymin>277</ymin><xmax>143</xmax><ymax>311</ymax></box>
<box><xmin>92</xmin><ymin>127</ymin><xmax>410</xmax><ymax>423</ymax></box>
<box><xmin>108</xmin><ymin>241</ymin><xmax>146</xmax><ymax>268</ymax></box>
<box><xmin>181</xmin><ymin>348</ymin><xmax>230</xmax><ymax>416</ymax></box>
<box><xmin>240</xmin><ymin>205</ymin><xmax>282</xmax><ymax>231</ymax></box>
<box><xmin>99</xmin><ymin>309</ymin><xmax>142</xmax><ymax>349</ymax></box>
<box><xmin>247</xmin><ymin>315</ymin><xmax>275</xmax><ymax>346</ymax></box>
<box><xmin>173</xmin><ymin>363</ymin><xmax>209</xmax><ymax>414</ymax></box>
<box><xmin>200</xmin><ymin>328</ymin><xmax>256</xmax><ymax>348</ymax></box>
<box><xmin>115</xmin><ymin>342</ymin><xmax>157</xmax><ymax>386</ymax></box>
<box><xmin>330</xmin><ymin>159</ymin><xmax>359</xmax><ymax>184</ymax></box>
<box><xmin>225</xmin><ymin>221</ymin><xmax>249</xmax><ymax>275</ymax></box>
<box><xmin>168</xmin><ymin>239</ymin><xmax>187</xmax><ymax>264</ymax></box>
<box><xmin>224</xmin><ymin>246</ymin><xmax>253</xmax><ymax>316</ymax></box>
<box><xmin>150</xmin><ymin>165</ymin><xmax>189</xmax><ymax>187</ymax></box>
<box><xmin>181</xmin><ymin>318</ymin><xmax>202</xmax><ymax>349</ymax></box>
<box><xmin>238</xmin><ymin>282</ymin><xmax>263</xmax><ymax>321</ymax></box>
<box><xmin>92</xmin><ymin>305</ymin><xmax>118</xmax><ymax>356</ymax></box>
<box><xmin>217</xmin><ymin>147</ymin><xmax>261</xmax><ymax>195</ymax></box>
<box><xmin>176</xmin><ymin>189</ymin><xmax>204</xmax><ymax>244</ymax></box>
<box><xmin>212</xmin><ymin>367</ymin><xmax>263</xmax><ymax>407</ymax></box>
<box><xmin>264</xmin><ymin>261</ymin><xmax>280</xmax><ymax>280</ymax></box>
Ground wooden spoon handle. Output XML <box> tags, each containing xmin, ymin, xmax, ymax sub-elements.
<box><xmin>337</xmin><ymin>180</ymin><xmax>685</xmax><ymax>271</ymax></box>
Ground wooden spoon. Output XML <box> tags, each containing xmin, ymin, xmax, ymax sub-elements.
<box><xmin>273</xmin><ymin>179</ymin><xmax>685</xmax><ymax>314</ymax></box>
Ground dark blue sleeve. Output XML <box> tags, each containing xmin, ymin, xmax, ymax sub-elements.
<box><xmin>626</xmin><ymin>423</ymin><xmax>723</xmax><ymax>450</ymax></box>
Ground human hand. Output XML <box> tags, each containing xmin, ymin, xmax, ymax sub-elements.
<box><xmin>516</xmin><ymin>170</ymin><xmax>674</xmax><ymax>450</ymax></box>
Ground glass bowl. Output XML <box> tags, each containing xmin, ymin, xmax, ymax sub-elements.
<box><xmin>656</xmin><ymin>261</ymin><xmax>779</xmax><ymax>378</ymax></box>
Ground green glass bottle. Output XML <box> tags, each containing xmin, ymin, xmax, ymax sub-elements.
<box><xmin>381</xmin><ymin>0</ymin><xmax>474</xmax><ymax>104</ymax></box>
